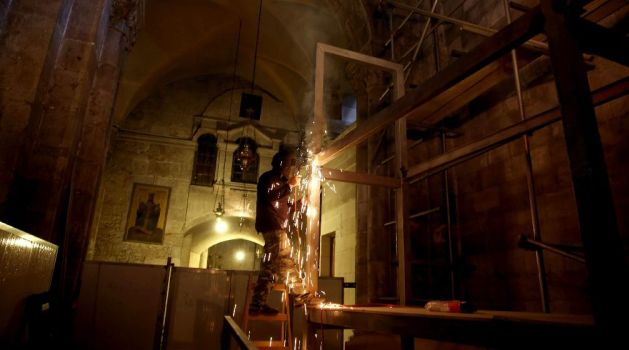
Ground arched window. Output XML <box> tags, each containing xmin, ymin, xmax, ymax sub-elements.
<box><xmin>231</xmin><ymin>137</ymin><xmax>259</xmax><ymax>184</ymax></box>
<box><xmin>192</xmin><ymin>134</ymin><xmax>218</xmax><ymax>186</ymax></box>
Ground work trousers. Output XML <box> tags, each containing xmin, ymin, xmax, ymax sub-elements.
<box><xmin>251</xmin><ymin>229</ymin><xmax>306</xmax><ymax>307</ymax></box>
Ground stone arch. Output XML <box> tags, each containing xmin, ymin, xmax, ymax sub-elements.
<box><xmin>182</xmin><ymin>215</ymin><xmax>264</xmax><ymax>267</ymax></box>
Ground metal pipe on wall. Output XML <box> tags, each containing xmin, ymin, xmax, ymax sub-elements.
<box><xmin>519</xmin><ymin>236</ymin><xmax>586</xmax><ymax>264</ymax></box>
<box><xmin>388</xmin><ymin>5</ymin><xmax>396</xmax><ymax>61</ymax></box>
<box><xmin>154</xmin><ymin>257</ymin><xmax>174</xmax><ymax>350</ymax></box>
<box><xmin>502</xmin><ymin>0</ymin><xmax>550</xmax><ymax>313</ymax></box>
<box><xmin>388</xmin><ymin>0</ymin><xmax>549</xmax><ymax>52</ymax></box>
<box><xmin>432</xmin><ymin>16</ymin><xmax>458</xmax><ymax>300</ymax></box>
<box><xmin>404</xmin><ymin>0</ymin><xmax>441</xmax><ymax>81</ymax></box>
<box><xmin>385</xmin><ymin>0</ymin><xmax>423</xmax><ymax>47</ymax></box>
<box><xmin>441</xmin><ymin>132</ymin><xmax>456</xmax><ymax>300</ymax></box>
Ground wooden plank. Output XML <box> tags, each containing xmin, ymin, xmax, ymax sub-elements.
<box><xmin>389</xmin><ymin>1</ymin><xmax>550</xmax><ymax>53</ymax></box>
<box><xmin>575</xmin><ymin>18</ymin><xmax>629</xmax><ymax>67</ymax></box>
<box><xmin>411</xmin><ymin>61</ymin><xmax>510</xmax><ymax>126</ymax></box>
<box><xmin>222</xmin><ymin>316</ymin><xmax>258</xmax><ymax>350</ymax></box>
<box><xmin>408</xmin><ymin>105</ymin><xmax>559</xmax><ymax>179</ymax></box>
<box><xmin>307</xmin><ymin>306</ymin><xmax>595</xmax><ymax>348</ymax></box>
<box><xmin>317</xmin><ymin>42</ymin><xmax>403</xmax><ymax>72</ymax></box>
<box><xmin>321</xmin><ymin>167</ymin><xmax>400</xmax><ymax>188</ymax></box>
<box><xmin>317</xmin><ymin>6</ymin><xmax>544</xmax><ymax>165</ymax></box>
<box><xmin>406</xmin><ymin>76</ymin><xmax>629</xmax><ymax>180</ymax></box>
<box><xmin>583</xmin><ymin>0</ymin><xmax>627</xmax><ymax>22</ymax></box>
<box><xmin>405</xmin><ymin>61</ymin><xmax>504</xmax><ymax>126</ymax></box>
<box><xmin>252</xmin><ymin>340</ymin><xmax>288</xmax><ymax>349</ymax></box>
<box><xmin>541</xmin><ymin>0</ymin><xmax>629</xmax><ymax>342</ymax></box>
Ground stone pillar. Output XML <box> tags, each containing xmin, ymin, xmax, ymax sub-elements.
<box><xmin>58</xmin><ymin>26</ymin><xmax>125</xmax><ymax>308</ymax></box>
<box><xmin>2</xmin><ymin>0</ymin><xmax>110</xmax><ymax>241</ymax></box>
<box><xmin>0</xmin><ymin>0</ymin><xmax>67</xmax><ymax>210</ymax></box>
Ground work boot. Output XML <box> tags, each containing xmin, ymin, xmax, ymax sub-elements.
<box><xmin>249</xmin><ymin>304</ymin><xmax>279</xmax><ymax>315</ymax></box>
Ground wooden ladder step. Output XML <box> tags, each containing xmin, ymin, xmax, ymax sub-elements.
<box><xmin>252</xmin><ymin>340</ymin><xmax>290</xmax><ymax>349</ymax></box>
<box><xmin>247</xmin><ymin>313</ymin><xmax>289</xmax><ymax>321</ymax></box>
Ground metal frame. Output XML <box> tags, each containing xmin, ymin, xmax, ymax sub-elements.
<box><xmin>309</xmin><ymin>42</ymin><xmax>407</xmax><ymax>304</ymax></box>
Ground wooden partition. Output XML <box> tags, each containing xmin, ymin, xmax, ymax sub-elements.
<box><xmin>0</xmin><ymin>222</ymin><xmax>58</xmax><ymax>348</ymax></box>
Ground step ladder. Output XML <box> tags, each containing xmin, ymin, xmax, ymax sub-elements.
<box><xmin>242</xmin><ymin>278</ymin><xmax>292</xmax><ymax>350</ymax></box>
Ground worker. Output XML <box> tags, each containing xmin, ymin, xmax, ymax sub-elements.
<box><xmin>249</xmin><ymin>147</ymin><xmax>320</xmax><ymax>314</ymax></box>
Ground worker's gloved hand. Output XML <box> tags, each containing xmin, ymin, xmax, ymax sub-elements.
<box><xmin>294</xmin><ymin>292</ymin><xmax>326</xmax><ymax>307</ymax></box>
<box><xmin>288</xmin><ymin>175</ymin><xmax>301</xmax><ymax>188</ymax></box>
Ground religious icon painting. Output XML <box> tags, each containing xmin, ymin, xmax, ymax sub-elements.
<box><xmin>124</xmin><ymin>183</ymin><xmax>171</xmax><ymax>244</ymax></box>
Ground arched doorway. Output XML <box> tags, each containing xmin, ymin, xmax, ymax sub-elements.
<box><xmin>182</xmin><ymin>216</ymin><xmax>264</xmax><ymax>268</ymax></box>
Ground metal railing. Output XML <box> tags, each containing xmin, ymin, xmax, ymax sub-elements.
<box><xmin>221</xmin><ymin>316</ymin><xmax>258</xmax><ymax>350</ymax></box>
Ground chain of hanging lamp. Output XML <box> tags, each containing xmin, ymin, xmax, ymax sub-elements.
<box><xmin>214</xmin><ymin>16</ymin><xmax>245</xmax><ymax>218</ymax></box>
<box><xmin>234</xmin><ymin>0</ymin><xmax>263</xmax><ymax>172</ymax></box>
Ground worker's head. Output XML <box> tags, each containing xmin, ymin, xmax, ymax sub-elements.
<box><xmin>272</xmin><ymin>147</ymin><xmax>296</xmax><ymax>177</ymax></box>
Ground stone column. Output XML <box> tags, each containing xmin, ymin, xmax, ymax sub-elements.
<box><xmin>58</xmin><ymin>26</ymin><xmax>125</xmax><ymax>310</ymax></box>
<box><xmin>2</xmin><ymin>0</ymin><xmax>111</xmax><ymax>241</ymax></box>
<box><xmin>0</xmin><ymin>0</ymin><xmax>67</xmax><ymax>210</ymax></box>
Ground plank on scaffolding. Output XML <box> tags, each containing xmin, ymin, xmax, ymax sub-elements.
<box><xmin>575</xmin><ymin>18</ymin><xmax>629</xmax><ymax>67</ymax></box>
<box><xmin>582</xmin><ymin>0</ymin><xmax>628</xmax><ymax>22</ymax></box>
<box><xmin>409</xmin><ymin>61</ymin><xmax>510</xmax><ymax>127</ymax></box>
<box><xmin>317</xmin><ymin>6</ymin><xmax>544</xmax><ymax>166</ymax></box>
<box><xmin>321</xmin><ymin>167</ymin><xmax>400</xmax><ymax>188</ymax></box>
<box><xmin>317</xmin><ymin>42</ymin><xmax>403</xmax><ymax>72</ymax></box>
<box><xmin>308</xmin><ymin>306</ymin><xmax>595</xmax><ymax>348</ymax></box>
<box><xmin>406</xmin><ymin>76</ymin><xmax>629</xmax><ymax>180</ymax></box>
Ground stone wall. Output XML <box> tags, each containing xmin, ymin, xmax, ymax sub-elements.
<box><xmin>351</xmin><ymin>0</ymin><xmax>629</xmax><ymax>313</ymax></box>
<box><xmin>0</xmin><ymin>0</ymin><xmax>66</xmax><ymax>205</ymax></box>
<box><xmin>207</xmin><ymin>239</ymin><xmax>261</xmax><ymax>271</ymax></box>
<box><xmin>321</xmin><ymin>147</ymin><xmax>358</xmax><ymax>305</ymax></box>
<box><xmin>88</xmin><ymin>75</ymin><xmax>299</xmax><ymax>266</ymax></box>
<box><xmin>409</xmin><ymin>43</ymin><xmax>628</xmax><ymax>316</ymax></box>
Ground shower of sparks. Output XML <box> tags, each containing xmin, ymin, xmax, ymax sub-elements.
<box><xmin>319</xmin><ymin>302</ymin><xmax>345</xmax><ymax>309</ymax></box>
<box><xmin>277</xmin><ymin>125</ymin><xmax>347</xmax><ymax>305</ymax></box>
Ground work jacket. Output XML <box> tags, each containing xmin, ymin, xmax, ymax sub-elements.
<box><xmin>255</xmin><ymin>169</ymin><xmax>292</xmax><ymax>232</ymax></box>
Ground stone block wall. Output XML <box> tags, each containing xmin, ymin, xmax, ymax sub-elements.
<box><xmin>89</xmin><ymin>135</ymin><xmax>194</xmax><ymax>265</ymax></box>
<box><xmin>321</xmin><ymin>148</ymin><xmax>358</xmax><ymax>305</ymax></box>
<box><xmin>0</xmin><ymin>0</ymin><xmax>65</xmax><ymax>207</ymax></box>
<box><xmin>88</xmin><ymin>75</ymin><xmax>300</xmax><ymax>266</ymax></box>
<box><xmin>207</xmin><ymin>239</ymin><xmax>261</xmax><ymax>271</ymax></box>
<box><xmin>358</xmin><ymin>0</ymin><xmax>629</xmax><ymax>313</ymax></box>
<box><xmin>413</xmin><ymin>59</ymin><xmax>629</xmax><ymax>313</ymax></box>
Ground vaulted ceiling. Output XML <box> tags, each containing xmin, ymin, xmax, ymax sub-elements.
<box><xmin>114</xmin><ymin>0</ymin><xmax>371</xmax><ymax>126</ymax></box>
